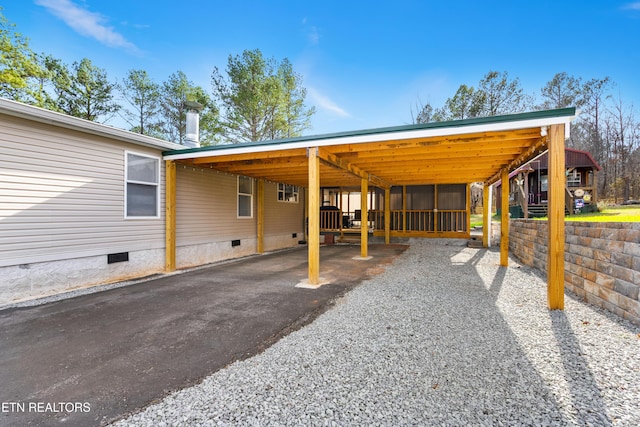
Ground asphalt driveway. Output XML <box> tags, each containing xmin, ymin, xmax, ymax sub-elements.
<box><xmin>0</xmin><ymin>244</ymin><xmax>407</xmax><ymax>426</ymax></box>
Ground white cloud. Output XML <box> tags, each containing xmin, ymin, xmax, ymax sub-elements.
<box><xmin>307</xmin><ymin>87</ymin><xmax>350</xmax><ymax>118</ymax></box>
<box><xmin>35</xmin><ymin>0</ymin><xmax>138</xmax><ymax>52</ymax></box>
<box><xmin>622</xmin><ymin>2</ymin><xmax>640</xmax><ymax>10</ymax></box>
<box><xmin>301</xmin><ymin>17</ymin><xmax>320</xmax><ymax>45</ymax></box>
<box><xmin>308</xmin><ymin>26</ymin><xmax>320</xmax><ymax>44</ymax></box>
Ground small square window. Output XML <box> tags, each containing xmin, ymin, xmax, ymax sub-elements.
<box><xmin>277</xmin><ymin>183</ymin><xmax>299</xmax><ymax>203</ymax></box>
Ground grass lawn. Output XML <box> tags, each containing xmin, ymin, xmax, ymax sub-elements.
<box><xmin>563</xmin><ymin>205</ymin><xmax>640</xmax><ymax>222</ymax></box>
<box><xmin>472</xmin><ymin>206</ymin><xmax>640</xmax><ymax>224</ymax></box>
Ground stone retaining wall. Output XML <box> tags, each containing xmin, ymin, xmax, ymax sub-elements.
<box><xmin>509</xmin><ymin>220</ymin><xmax>640</xmax><ymax>325</ymax></box>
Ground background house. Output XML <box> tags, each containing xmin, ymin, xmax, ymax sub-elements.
<box><xmin>497</xmin><ymin>148</ymin><xmax>602</xmax><ymax>218</ymax></box>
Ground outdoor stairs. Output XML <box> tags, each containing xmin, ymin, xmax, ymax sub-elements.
<box><xmin>528</xmin><ymin>204</ymin><xmax>571</xmax><ymax>218</ymax></box>
<box><xmin>528</xmin><ymin>204</ymin><xmax>548</xmax><ymax>218</ymax></box>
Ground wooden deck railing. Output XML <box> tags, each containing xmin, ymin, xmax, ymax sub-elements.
<box><xmin>369</xmin><ymin>209</ymin><xmax>467</xmax><ymax>233</ymax></box>
<box><xmin>320</xmin><ymin>209</ymin><xmax>468</xmax><ymax>233</ymax></box>
<box><xmin>319</xmin><ymin>209</ymin><xmax>343</xmax><ymax>230</ymax></box>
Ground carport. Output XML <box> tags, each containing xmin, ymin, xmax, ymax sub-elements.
<box><xmin>163</xmin><ymin>108</ymin><xmax>576</xmax><ymax>310</ymax></box>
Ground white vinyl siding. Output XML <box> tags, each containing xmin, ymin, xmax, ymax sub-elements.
<box><xmin>175</xmin><ymin>168</ymin><xmax>304</xmax><ymax>246</ymax></box>
<box><xmin>265</xmin><ymin>183</ymin><xmax>304</xmax><ymax>235</ymax></box>
<box><xmin>175</xmin><ymin>167</ymin><xmax>256</xmax><ymax>246</ymax></box>
<box><xmin>0</xmin><ymin>115</ymin><xmax>165</xmax><ymax>268</ymax></box>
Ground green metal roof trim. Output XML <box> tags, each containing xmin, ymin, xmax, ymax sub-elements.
<box><xmin>163</xmin><ymin>107</ymin><xmax>576</xmax><ymax>156</ymax></box>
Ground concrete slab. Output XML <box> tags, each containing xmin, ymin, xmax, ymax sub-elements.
<box><xmin>0</xmin><ymin>244</ymin><xmax>407</xmax><ymax>426</ymax></box>
<box><xmin>294</xmin><ymin>277</ymin><xmax>331</xmax><ymax>289</ymax></box>
<box><xmin>352</xmin><ymin>255</ymin><xmax>373</xmax><ymax>260</ymax></box>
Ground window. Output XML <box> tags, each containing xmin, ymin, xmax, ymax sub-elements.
<box><xmin>540</xmin><ymin>175</ymin><xmax>548</xmax><ymax>192</ymax></box>
<box><xmin>238</xmin><ymin>176</ymin><xmax>253</xmax><ymax>218</ymax></box>
<box><xmin>125</xmin><ymin>152</ymin><xmax>159</xmax><ymax>218</ymax></box>
<box><xmin>277</xmin><ymin>183</ymin><xmax>299</xmax><ymax>203</ymax></box>
<box><xmin>567</xmin><ymin>170</ymin><xmax>581</xmax><ymax>187</ymax></box>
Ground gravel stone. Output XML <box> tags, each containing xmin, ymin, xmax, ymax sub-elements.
<box><xmin>111</xmin><ymin>239</ymin><xmax>640</xmax><ymax>426</ymax></box>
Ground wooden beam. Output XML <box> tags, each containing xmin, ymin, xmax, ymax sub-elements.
<box><xmin>317</xmin><ymin>147</ymin><xmax>390</xmax><ymax>190</ymax></box>
<box><xmin>361</xmin><ymin>177</ymin><xmax>368</xmax><ymax>257</ymax></box>
<box><xmin>165</xmin><ymin>160</ymin><xmax>176</xmax><ymax>272</ymax></box>
<box><xmin>466</xmin><ymin>183</ymin><xmax>471</xmax><ymax>235</ymax></box>
<box><xmin>384</xmin><ymin>187</ymin><xmax>391</xmax><ymax>244</ymax></box>
<box><xmin>363</xmin><ymin>161</ymin><xmax>508</xmax><ymax>173</ymax></box>
<box><xmin>548</xmin><ymin>124</ymin><xmax>566</xmax><ymax>310</ymax></box>
<box><xmin>257</xmin><ymin>178</ymin><xmax>264</xmax><ymax>254</ymax></box>
<box><xmin>500</xmin><ymin>168</ymin><xmax>509</xmax><ymax>266</ymax></box>
<box><xmin>308</xmin><ymin>147</ymin><xmax>320</xmax><ymax>285</ymax></box>
<box><xmin>328</xmin><ymin>128</ymin><xmax>542</xmax><ymax>154</ymax></box>
<box><xmin>211</xmin><ymin>159</ymin><xmax>308</xmax><ymax>172</ymax></box>
<box><xmin>482</xmin><ymin>183</ymin><xmax>490</xmax><ymax>248</ymax></box>
<box><xmin>487</xmin><ymin>134</ymin><xmax>549</xmax><ymax>185</ymax></box>
<box><xmin>337</xmin><ymin>143</ymin><xmax>531</xmax><ymax>160</ymax></box>
<box><xmin>191</xmin><ymin>148</ymin><xmax>308</xmax><ymax>164</ymax></box>
<box><xmin>403</xmin><ymin>185</ymin><xmax>407</xmax><ymax>233</ymax></box>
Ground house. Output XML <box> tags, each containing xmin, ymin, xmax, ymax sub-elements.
<box><xmin>0</xmin><ymin>99</ymin><xmax>304</xmax><ymax>304</ymax></box>
<box><xmin>496</xmin><ymin>148</ymin><xmax>602</xmax><ymax>218</ymax></box>
<box><xmin>1</xmin><ymin>98</ymin><xmax>577</xmax><ymax>311</ymax></box>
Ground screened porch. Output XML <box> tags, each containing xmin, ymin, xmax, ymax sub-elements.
<box><xmin>319</xmin><ymin>184</ymin><xmax>469</xmax><ymax>238</ymax></box>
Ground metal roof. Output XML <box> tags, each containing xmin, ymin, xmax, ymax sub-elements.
<box><xmin>164</xmin><ymin>107</ymin><xmax>577</xmax><ymax>188</ymax></box>
<box><xmin>528</xmin><ymin>147</ymin><xmax>602</xmax><ymax>171</ymax></box>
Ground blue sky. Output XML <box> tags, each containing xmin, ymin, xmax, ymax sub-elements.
<box><xmin>5</xmin><ymin>0</ymin><xmax>640</xmax><ymax>135</ymax></box>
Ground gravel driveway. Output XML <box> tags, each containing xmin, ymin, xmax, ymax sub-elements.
<box><xmin>112</xmin><ymin>239</ymin><xmax>640</xmax><ymax>426</ymax></box>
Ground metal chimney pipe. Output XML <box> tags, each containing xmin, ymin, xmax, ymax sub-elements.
<box><xmin>183</xmin><ymin>100</ymin><xmax>203</xmax><ymax>148</ymax></box>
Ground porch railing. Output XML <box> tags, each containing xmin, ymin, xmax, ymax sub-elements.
<box><xmin>369</xmin><ymin>209</ymin><xmax>467</xmax><ymax>233</ymax></box>
<box><xmin>320</xmin><ymin>209</ymin><xmax>468</xmax><ymax>233</ymax></box>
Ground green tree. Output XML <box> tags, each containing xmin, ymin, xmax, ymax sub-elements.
<box><xmin>0</xmin><ymin>9</ymin><xmax>45</xmax><ymax>104</ymax></box>
<box><xmin>160</xmin><ymin>71</ymin><xmax>220</xmax><ymax>145</ymax></box>
<box><xmin>37</xmin><ymin>54</ymin><xmax>72</xmax><ymax>112</ymax></box>
<box><xmin>476</xmin><ymin>70</ymin><xmax>532</xmax><ymax>116</ymax></box>
<box><xmin>540</xmin><ymin>72</ymin><xmax>582</xmax><ymax>109</ymax></box>
<box><xmin>605</xmin><ymin>95</ymin><xmax>639</xmax><ymax>202</ymax></box>
<box><xmin>414</xmin><ymin>101</ymin><xmax>434</xmax><ymax>124</ymax></box>
<box><xmin>120</xmin><ymin>69</ymin><xmax>163</xmax><ymax>136</ymax></box>
<box><xmin>574</xmin><ymin>77</ymin><xmax>612</xmax><ymax>163</ymax></box>
<box><xmin>275</xmin><ymin>58</ymin><xmax>315</xmax><ymax>138</ymax></box>
<box><xmin>57</xmin><ymin>58</ymin><xmax>119</xmax><ymax>122</ymax></box>
<box><xmin>440</xmin><ymin>84</ymin><xmax>482</xmax><ymax>120</ymax></box>
<box><xmin>212</xmin><ymin>49</ymin><xmax>314</xmax><ymax>142</ymax></box>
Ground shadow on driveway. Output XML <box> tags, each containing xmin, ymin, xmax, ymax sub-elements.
<box><xmin>0</xmin><ymin>244</ymin><xmax>407</xmax><ymax>426</ymax></box>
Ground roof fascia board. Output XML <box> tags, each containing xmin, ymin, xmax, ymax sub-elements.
<box><xmin>0</xmin><ymin>98</ymin><xmax>183</xmax><ymax>151</ymax></box>
<box><xmin>164</xmin><ymin>113</ymin><xmax>576</xmax><ymax>161</ymax></box>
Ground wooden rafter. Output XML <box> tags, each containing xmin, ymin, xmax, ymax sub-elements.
<box><xmin>316</xmin><ymin>147</ymin><xmax>391</xmax><ymax>189</ymax></box>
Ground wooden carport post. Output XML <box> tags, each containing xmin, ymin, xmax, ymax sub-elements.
<box><xmin>548</xmin><ymin>124</ymin><xmax>566</xmax><ymax>310</ymax></box>
<box><xmin>165</xmin><ymin>160</ymin><xmax>176</xmax><ymax>272</ymax></box>
<box><xmin>500</xmin><ymin>168</ymin><xmax>509</xmax><ymax>266</ymax></box>
<box><xmin>307</xmin><ymin>147</ymin><xmax>320</xmax><ymax>285</ymax></box>
<box><xmin>482</xmin><ymin>183</ymin><xmax>490</xmax><ymax>248</ymax></box>
<box><xmin>360</xmin><ymin>177</ymin><xmax>368</xmax><ymax>258</ymax></box>
<box><xmin>384</xmin><ymin>187</ymin><xmax>391</xmax><ymax>244</ymax></box>
<box><xmin>257</xmin><ymin>178</ymin><xmax>265</xmax><ymax>254</ymax></box>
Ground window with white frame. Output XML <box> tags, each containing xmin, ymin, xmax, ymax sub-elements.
<box><xmin>277</xmin><ymin>183</ymin><xmax>299</xmax><ymax>203</ymax></box>
<box><xmin>238</xmin><ymin>176</ymin><xmax>253</xmax><ymax>218</ymax></box>
<box><xmin>125</xmin><ymin>152</ymin><xmax>160</xmax><ymax>218</ymax></box>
